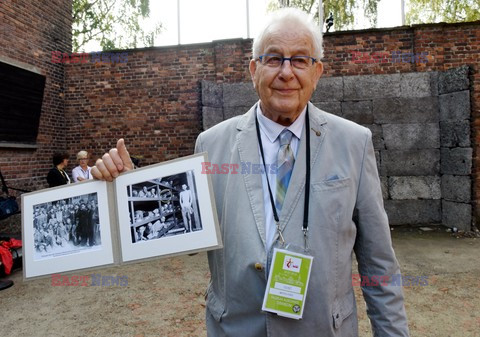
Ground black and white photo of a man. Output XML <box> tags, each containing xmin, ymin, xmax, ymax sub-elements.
<box><xmin>179</xmin><ymin>183</ymin><xmax>193</xmax><ymax>232</ymax></box>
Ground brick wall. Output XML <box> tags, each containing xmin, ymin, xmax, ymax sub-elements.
<box><xmin>1</xmin><ymin>8</ymin><xmax>479</xmax><ymax>233</ymax></box>
<box><xmin>64</xmin><ymin>22</ymin><xmax>479</xmax><ymax>225</ymax></box>
<box><xmin>0</xmin><ymin>0</ymin><xmax>72</xmax><ymax>193</ymax></box>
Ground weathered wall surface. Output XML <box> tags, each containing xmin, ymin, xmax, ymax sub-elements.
<box><xmin>0</xmin><ymin>11</ymin><xmax>478</xmax><ymax>233</ymax></box>
<box><xmin>0</xmin><ymin>0</ymin><xmax>72</xmax><ymax>192</ymax></box>
<box><xmin>0</xmin><ymin>0</ymin><xmax>72</xmax><ymax>233</ymax></box>
<box><xmin>202</xmin><ymin>67</ymin><xmax>472</xmax><ymax>230</ymax></box>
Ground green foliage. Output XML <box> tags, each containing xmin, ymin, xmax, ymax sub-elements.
<box><xmin>72</xmin><ymin>0</ymin><xmax>162</xmax><ymax>52</ymax></box>
<box><xmin>267</xmin><ymin>0</ymin><xmax>380</xmax><ymax>31</ymax></box>
<box><xmin>406</xmin><ymin>0</ymin><xmax>480</xmax><ymax>24</ymax></box>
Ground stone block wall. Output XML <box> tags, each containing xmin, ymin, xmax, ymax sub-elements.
<box><xmin>202</xmin><ymin>67</ymin><xmax>472</xmax><ymax>230</ymax></box>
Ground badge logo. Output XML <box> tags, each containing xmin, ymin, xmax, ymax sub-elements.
<box><xmin>283</xmin><ymin>255</ymin><xmax>301</xmax><ymax>273</ymax></box>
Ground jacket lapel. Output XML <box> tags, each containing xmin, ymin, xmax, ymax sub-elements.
<box><xmin>236</xmin><ymin>104</ymin><xmax>267</xmax><ymax>247</ymax></box>
<box><xmin>279</xmin><ymin>102</ymin><xmax>328</xmax><ymax>232</ymax></box>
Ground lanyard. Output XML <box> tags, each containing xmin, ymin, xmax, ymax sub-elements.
<box><xmin>255</xmin><ymin>106</ymin><xmax>311</xmax><ymax>248</ymax></box>
<box><xmin>58</xmin><ymin>168</ymin><xmax>70</xmax><ymax>183</ymax></box>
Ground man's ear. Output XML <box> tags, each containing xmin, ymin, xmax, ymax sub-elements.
<box><xmin>313</xmin><ymin>61</ymin><xmax>324</xmax><ymax>90</ymax></box>
<box><xmin>249</xmin><ymin>59</ymin><xmax>257</xmax><ymax>88</ymax></box>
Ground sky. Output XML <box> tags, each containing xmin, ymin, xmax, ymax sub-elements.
<box><xmin>84</xmin><ymin>0</ymin><xmax>404</xmax><ymax>51</ymax></box>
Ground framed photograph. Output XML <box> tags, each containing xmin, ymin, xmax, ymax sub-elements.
<box><xmin>21</xmin><ymin>152</ymin><xmax>221</xmax><ymax>279</ymax></box>
<box><xmin>115</xmin><ymin>152</ymin><xmax>221</xmax><ymax>262</ymax></box>
<box><xmin>22</xmin><ymin>180</ymin><xmax>114</xmax><ymax>279</ymax></box>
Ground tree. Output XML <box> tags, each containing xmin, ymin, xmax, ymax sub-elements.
<box><xmin>268</xmin><ymin>0</ymin><xmax>380</xmax><ymax>31</ymax></box>
<box><xmin>72</xmin><ymin>0</ymin><xmax>162</xmax><ymax>52</ymax></box>
<box><xmin>406</xmin><ymin>0</ymin><xmax>480</xmax><ymax>25</ymax></box>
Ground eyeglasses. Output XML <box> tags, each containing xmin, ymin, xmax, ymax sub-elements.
<box><xmin>257</xmin><ymin>54</ymin><xmax>317</xmax><ymax>69</ymax></box>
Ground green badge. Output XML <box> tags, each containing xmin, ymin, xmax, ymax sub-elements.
<box><xmin>262</xmin><ymin>248</ymin><xmax>313</xmax><ymax>319</ymax></box>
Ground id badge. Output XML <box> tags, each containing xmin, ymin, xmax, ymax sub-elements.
<box><xmin>261</xmin><ymin>247</ymin><xmax>313</xmax><ymax>319</ymax></box>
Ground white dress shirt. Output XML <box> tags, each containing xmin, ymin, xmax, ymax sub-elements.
<box><xmin>72</xmin><ymin>165</ymin><xmax>93</xmax><ymax>182</ymax></box>
<box><xmin>256</xmin><ymin>103</ymin><xmax>306</xmax><ymax>252</ymax></box>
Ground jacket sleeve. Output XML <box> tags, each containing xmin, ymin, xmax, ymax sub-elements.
<box><xmin>353</xmin><ymin>130</ymin><xmax>410</xmax><ymax>337</ymax></box>
<box><xmin>47</xmin><ymin>169</ymin><xmax>61</xmax><ymax>187</ymax></box>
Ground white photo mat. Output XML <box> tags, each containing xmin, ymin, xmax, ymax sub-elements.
<box><xmin>22</xmin><ymin>180</ymin><xmax>114</xmax><ymax>279</ymax></box>
<box><xmin>115</xmin><ymin>152</ymin><xmax>222</xmax><ymax>262</ymax></box>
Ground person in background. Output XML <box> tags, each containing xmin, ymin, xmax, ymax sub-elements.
<box><xmin>46</xmin><ymin>152</ymin><xmax>71</xmax><ymax>188</ymax></box>
<box><xmin>72</xmin><ymin>150</ymin><xmax>93</xmax><ymax>182</ymax></box>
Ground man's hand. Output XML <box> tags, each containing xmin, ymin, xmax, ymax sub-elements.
<box><xmin>91</xmin><ymin>139</ymin><xmax>134</xmax><ymax>181</ymax></box>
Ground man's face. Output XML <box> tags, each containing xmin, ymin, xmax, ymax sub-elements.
<box><xmin>249</xmin><ymin>23</ymin><xmax>323</xmax><ymax>125</ymax></box>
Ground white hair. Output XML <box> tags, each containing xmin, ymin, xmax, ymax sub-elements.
<box><xmin>252</xmin><ymin>8</ymin><xmax>324</xmax><ymax>60</ymax></box>
<box><xmin>76</xmin><ymin>150</ymin><xmax>88</xmax><ymax>160</ymax></box>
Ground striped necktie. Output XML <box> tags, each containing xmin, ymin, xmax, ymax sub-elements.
<box><xmin>276</xmin><ymin>129</ymin><xmax>295</xmax><ymax>213</ymax></box>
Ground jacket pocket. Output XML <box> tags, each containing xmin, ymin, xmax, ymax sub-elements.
<box><xmin>312</xmin><ymin>177</ymin><xmax>351</xmax><ymax>192</ymax></box>
<box><xmin>332</xmin><ymin>293</ymin><xmax>355</xmax><ymax>330</ymax></box>
<box><xmin>206</xmin><ymin>285</ymin><xmax>225</xmax><ymax>322</ymax></box>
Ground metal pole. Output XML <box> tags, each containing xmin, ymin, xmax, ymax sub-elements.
<box><xmin>318</xmin><ymin>0</ymin><xmax>323</xmax><ymax>31</ymax></box>
<box><xmin>401</xmin><ymin>0</ymin><xmax>405</xmax><ymax>25</ymax></box>
<box><xmin>246</xmin><ymin>0</ymin><xmax>250</xmax><ymax>38</ymax></box>
<box><xmin>177</xmin><ymin>0</ymin><xmax>181</xmax><ymax>44</ymax></box>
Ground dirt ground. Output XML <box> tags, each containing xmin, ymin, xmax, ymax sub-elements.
<box><xmin>0</xmin><ymin>228</ymin><xmax>479</xmax><ymax>337</ymax></box>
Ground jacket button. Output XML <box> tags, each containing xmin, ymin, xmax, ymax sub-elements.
<box><xmin>254</xmin><ymin>263</ymin><xmax>264</xmax><ymax>271</ymax></box>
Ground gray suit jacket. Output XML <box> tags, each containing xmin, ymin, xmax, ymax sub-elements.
<box><xmin>195</xmin><ymin>102</ymin><xmax>409</xmax><ymax>337</ymax></box>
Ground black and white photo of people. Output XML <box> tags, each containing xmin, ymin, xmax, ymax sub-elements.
<box><xmin>128</xmin><ymin>171</ymin><xmax>202</xmax><ymax>244</ymax></box>
<box><xmin>32</xmin><ymin>192</ymin><xmax>101</xmax><ymax>260</ymax></box>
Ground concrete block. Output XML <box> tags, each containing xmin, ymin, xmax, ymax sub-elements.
<box><xmin>362</xmin><ymin>124</ymin><xmax>384</xmax><ymax>150</ymax></box>
<box><xmin>381</xmin><ymin>176</ymin><xmax>389</xmax><ymax>199</ymax></box>
<box><xmin>382</xmin><ymin>149</ymin><xmax>440</xmax><ymax>175</ymax></box>
<box><xmin>440</xmin><ymin>148</ymin><xmax>472</xmax><ymax>175</ymax></box>
<box><xmin>311</xmin><ymin>76</ymin><xmax>343</xmax><ymax>101</ymax></box>
<box><xmin>374</xmin><ymin>150</ymin><xmax>384</xmax><ymax>177</ymax></box>
<box><xmin>441</xmin><ymin>175</ymin><xmax>471</xmax><ymax>203</ymax></box>
<box><xmin>201</xmin><ymin>80</ymin><xmax>223</xmax><ymax>107</ymax></box>
<box><xmin>223</xmin><ymin>82</ymin><xmax>258</xmax><ymax>107</ymax></box>
<box><xmin>439</xmin><ymin>91</ymin><xmax>471</xmax><ymax>122</ymax></box>
<box><xmin>429</xmin><ymin>72</ymin><xmax>439</xmax><ymax>96</ymax></box>
<box><xmin>344</xmin><ymin>73</ymin><xmax>401</xmax><ymax>100</ymax></box>
<box><xmin>341</xmin><ymin>100</ymin><xmax>373</xmax><ymax>124</ymax></box>
<box><xmin>442</xmin><ymin>200</ymin><xmax>471</xmax><ymax>231</ymax></box>
<box><xmin>389</xmin><ymin>176</ymin><xmax>441</xmax><ymax>200</ymax></box>
<box><xmin>440</xmin><ymin>121</ymin><xmax>471</xmax><ymax>148</ymax></box>
<box><xmin>438</xmin><ymin>66</ymin><xmax>469</xmax><ymax>95</ymax></box>
<box><xmin>373</xmin><ymin>97</ymin><xmax>439</xmax><ymax>124</ymax></box>
<box><xmin>383</xmin><ymin>123</ymin><xmax>439</xmax><ymax>149</ymax></box>
<box><xmin>202</xmin><ymin>107</ymin><xmax>223</xmax><ymax>130</ymax></box>
<box><xmin>399</xmin><ymin>72</ymin><xmax>433</xmax><ymax>98</ymax></box>
<box><xmin>385</xmin><ymin>200</ymin><xmax>441</xmax><ymax>225</ymax></box>
<box><xmin>313</xmin><ymin>101</ymin><xmax>341</xmax><ymax>116</ymax></box>
<box><xmin>224</xmin><ymin>106</ymin><xmax>249</xmax><ymax>120</ymax></box>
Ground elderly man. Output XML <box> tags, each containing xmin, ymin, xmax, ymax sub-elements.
<box><xmin>92</xmin><ymin>8</ymin><xmax>409</xmax><ymax>336</ymax></box>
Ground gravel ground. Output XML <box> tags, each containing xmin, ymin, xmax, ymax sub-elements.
<box><xmin>1</xmin><ymin>228</ymin><xmax>479</xmax><ymax>337</ymax></box>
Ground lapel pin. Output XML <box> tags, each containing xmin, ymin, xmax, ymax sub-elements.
<box><xmin>311</xmin><ymin>128</ymin><xmax>321</xmax><ymax>136</ymax></box>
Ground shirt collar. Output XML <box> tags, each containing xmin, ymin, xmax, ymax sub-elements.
<box><xmin>256</xmin><ymin>102</ymin><xmax>306</xmax><ymax>143</ymax></box>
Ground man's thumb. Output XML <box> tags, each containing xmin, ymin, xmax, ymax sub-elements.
<box><xmin>117</xmin><ymin>138</ymin><xmax>133</xmax><ymax>170</ymax></box>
